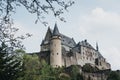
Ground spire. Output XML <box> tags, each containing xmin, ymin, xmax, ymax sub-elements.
<box><xmin>96</xmin><ymin>42</ymin><xmax>99</xmax><ymax>51</ymax></box>
<box><xmin>47</xmin><ymin>27</ymin><xmax>52</xmax><ymax>35</ymax></box>
<box><xmin>52</xmin><ymin>23</ymin><xmax>60</xmax><ymax>36</ymax></box>
<box><xmin>40</xmin><ymin>40</ymin><xmax>44</xmax><ymax>46</ymax></box>
<box><xmin>48</xmin><ymin>26</ymin><xmax>51</xmax><ymax>31</ymax></box>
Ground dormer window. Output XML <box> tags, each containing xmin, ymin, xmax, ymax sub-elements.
<box><xmin>44</xmin><ymin>41</ymin><xmax>48</xmax><ymax>44</ymax></box>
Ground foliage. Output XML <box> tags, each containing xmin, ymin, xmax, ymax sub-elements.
<box><xmin>69</xmin><ymin>65</ymin><xmax>82</xmax><ymax>80</ymax></box>
<box><xmin>0</xmin><ymin>42</ymin><xmax>22</xmax><ymax>80</ymax></box>
<box><xmin>76</xmin><ymin>73</ymin><xmax>83</xmax><ymax>80</ymax></box>
<box><xmin>17</xmin><ymin>54</ymin><xmax>41</xmax><ymax>80</ymax></box>
<box><xmin>15</xmin><ymin>53</ymin><xmax>86</xmax><ymax>80</ymax></box>
<box><xmin>17</xmin><ymin>54</ymin><xmax>72</xmax><ymax>80</ymax></box>
<box><xmin>82</xmin><ymin>64</ymin><xmax>99</xmax><ymax>73</ymax></box>
<box><xmin>107</xmin><ymin>70</ymin><xmax>120</xmax><ymax>80</ymax></box>
<box><xmin>0</xmin><ymin>19</ymin><xmax>32</xmax><ymax>50</ymax></box>
<box><xmin>0</xmin><ymin>12</ymin><xmax>31</xmax><ymax>80</ymax></box>
<box><xmin>0</xmin><ymin>0</ymin><xmax>75</xmax><ymax>80</ymax></box>
<box><xmin>0</xmin><ymin>0</ymin><xmax>74</xmax><ymax>25</ymax></box>
<box><xmin>40</xmin><ymin>60</ymin><xmax>69</xmax><ymax>80</ymax></box>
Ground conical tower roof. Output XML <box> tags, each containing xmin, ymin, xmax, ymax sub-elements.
<box><xmin>52</xmin><ymin>23</ymin><xmax>60</xmax><ymax>36</ymax></box>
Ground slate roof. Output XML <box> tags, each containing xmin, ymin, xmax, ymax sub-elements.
<box><xmin>60</xmin><ymin>34</ymin><xmax>76</xmax><ymax>48</ymax></box>
<box><xmin>97</xmin><ymin>52</ymin><xmax>104</xmax><ymax>58</ymax></box>
<box><xmin>71</xmin><ymin>43</ymin><xmax>81</xmax><ymax>53</ymax></box>
<box><xmin>41</xmin><ymin>24</ymin><xmax>105</xmax><ymax>62</ymax></box>
<box><xmin>52</xmin><ymin>23</ymin><xmax>60</xmax><ymax>36</ymax></box>
<box><xmin>41</xmin><ymin>25</ymin><xmax>76</xmax><ymax>48</ymax></box>
<box><xmin>74</xmin><ymin>40</ymin><xmax>104</xmax><ymax>58</ymax></box>
<box><xmin>78</xmin><ymin>40</ymin><xmax>94</xmax><ymax>49</ymax></box>
<box><xmin>45</xmin><ymin>25</ymin><xmax>76</xmax><ymax>48</ymax></box>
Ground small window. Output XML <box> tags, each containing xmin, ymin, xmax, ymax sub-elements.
<box><xmin>100</xmin><ymin>62</ymin><xmax>102</xmax><ymax>66</ymax></box>
<box><xmin>51</xmin><ymin>42</ymin><xmax>53</xmax><ymax>45</ymax></box>
<box><xmin>57</xmin><ymin>53</ymin><xmax>58</xmax><ymax>55</ymax></box>
<box><xmin>83</xmin><ymin>52</ymin><xmax>84</xmax><ymax>55</ymax></box>
<box><xmin>87</xmin><ymin>57</ymin><xmax>88</xmax><ymax>60</ymax></box>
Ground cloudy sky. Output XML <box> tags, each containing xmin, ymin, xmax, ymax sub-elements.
<box><xmin>13</xmin><ymin>0</ymin><xmax>120</xmax><ymax>70</ymax></box>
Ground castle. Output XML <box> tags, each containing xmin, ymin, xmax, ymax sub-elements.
<box><xmin>39</xmin><ymin>23</ymin><xmax>111</xmax><ymax>70</ymax></box>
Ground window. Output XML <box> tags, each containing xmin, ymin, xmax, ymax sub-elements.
<box><xmin>57</xmin><ymin>53</ymin><xmax>58</xmax><ymax>55</ymax></box>
<box><xmin>51</xmin><ymin>42</ymin><xmax>53</xmax><ymax>45</ymax></box>
<box><xmin>52</xmin><ymin>53</ymin><xmax>54</xmax><ymax>55</ymax></box>
<box><xmin>83</xmin><ymin>52</ymin><xmax>84</xmax><ymax>55</ymax></box>
<box><xmin>86</xmin><ymin>57</ymin><xmax>88</xmax><ymax>60</ymax></box>
<box><xmin>83</xmin><ymin>56</ymin><xmax>85</xmax><ymax>59</ymax></box>
<box><xmin>100</xmin><ymin>62</ymin><xmax>102</xmax><ymax>66</ymax></box>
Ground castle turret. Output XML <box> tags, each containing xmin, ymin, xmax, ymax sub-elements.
<box><xmin>50</xmin><ymin>23</ymin><xmax>62</xmax><ymax>67</ymax></box>
<box><xmin>96</xmin><ymin>42</ymin><xmax>99</xmax><ymax>51</ymax></box>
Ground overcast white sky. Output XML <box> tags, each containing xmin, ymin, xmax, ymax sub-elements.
<box><xmin>13</xmin><ymin>0</ymin><xmax>120</xmax><ymax>70</ymax></box>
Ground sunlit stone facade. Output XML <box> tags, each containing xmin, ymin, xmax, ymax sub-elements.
<box><xmin>40</xmin><ymin>23</ymin><xmax>111</xmax><ymax>70</ymax></box>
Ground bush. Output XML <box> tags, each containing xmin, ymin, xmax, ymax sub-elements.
<box><xmin>82</xmin><ymin>64</ymin><xmax>99</xmax><ymax>73</ymax></box>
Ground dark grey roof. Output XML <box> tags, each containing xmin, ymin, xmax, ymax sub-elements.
<box><xmin>40</xmin><ymin>40</ymin><xmax>44</xmax><ymax>46</ymax></box>
<box><xmin>70</xmin><ymin>42</ymin><xmax>82</xmax><ymax>53</ymax></box>
<box><xmin>49</xmin><ymin>25</ymin><xmax>76</xmax><ymax>48</ymax></box>
<box><xmin>77</xmin><ymin>40</ymin><xmax>104</xmax><ymax>58</ymax></box>
<box><xmin>79</xmin><ymin>40</ymin><xmax>94</xmax><ymax>49</ymax></box>
<box><xmin>52</xmin><ymin>23</ymin><xmax>60</xmax><ymax>36</ymax></box>
<box><xmin>97</xmin><ymin>51</ymin><xmax>104</xmax><ymax>58</ymax></box>
<box><xmin>72</xmin><ymin>40</ymin><xmax>94</xmax><ymax>53</ymax></box>
<box><xmin>42</xmin><ymin>25</ymin><xmax>76</xmax><ymax>48</ymax></box>
<box><xmin>60</xmin><ymin>34</ymin><xmax>76</xmax><ymax>48</ymax></box>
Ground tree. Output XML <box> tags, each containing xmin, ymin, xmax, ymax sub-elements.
<box><xmin>76</xmin><ymin>74</ymin><xmax>83</xmax><ymax>80</ymax></box>
<box><xmin>82</xmin><ymin>64</ymin><xmax>99</xmax><ymax>73</ymax></box>
<box><xmin>40</xmin><ymin>60</ymin><xmax>70</xmax><ymax>80</ymax></box>
<box><xmin>17</xmin><ymin>54</ymin><xmax>41</xmax><ymax>80</ymax></box>
<box><xmin>70</xmin><ymin>65</ymin><xmax>80</xmax><ymax>80</ymax></box>
<box><xmin>107</xmin><ymin>71</ymin><xmax>120</xmax><ymax>80</ymax></box>
<box><xmin>0</xmin><ymin>17</ymin><xmax>31</xmax><ymax>80</ymax></box>
<box><xmin>17</xmin><ymin>54</ymin><xmax>67</xmax><ymax>80</ymax></box>
<box><xmin>40</xmin><ymin>60</ymin><xmax>54</xmax><ymax>80</ymax></box>
<box><xmin>0</xmin><ymin>0</ymin><xmax>74</xmax><ymax>26</ymax></box>
<box><xmin>0</xmin><ymin>19</ymin><xmax>31</xmax><ymax>49</ymax></box>
<box><xmin>0</xmin><ymin>42</ymin><xmax>22</xmax><ymax>80</ymax></box>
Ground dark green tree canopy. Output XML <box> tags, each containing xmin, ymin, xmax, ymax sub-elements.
<box><xmin>107</xmin><ymin>71</ymin><xmax>120</xmax><ymax>80</ymax></box>
<box><xmin>0</xmin><ymin>42</ymin><xmax>22</xmax><ymax>80</ymax></box>
<box><xmin>82</xmin><ymin>64</ymin><xmax>99</xmax><ymax>73</ymax></box>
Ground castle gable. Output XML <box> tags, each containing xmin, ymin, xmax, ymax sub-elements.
<box><xmin>44</xmin><ymin>27</ymin><xmax>52</xmax><ymax>41</ymax></box>
<box><xmin>61</xmin><ymin>34</ymin><xmax>76</xmax><ymax>48</ymax></box>
<box><xmin>44</xmin><ymin>27</ymin><xmax>76</xmax><ymax>48</ymax></box>
<box><xmin>41</xmin><ymin>27</ymin><xmax>52</xmax><ymax>46</ymax></box>
<box><xmin>79</xmin><ymin>40</ymin><xmax>94</xmax><ymax>49</ymax></box>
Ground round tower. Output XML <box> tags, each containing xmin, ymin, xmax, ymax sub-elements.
<box><xmin>50</xmin><ymin>23</ymin><xmax>62</xmax><ymax>67</ymax></box>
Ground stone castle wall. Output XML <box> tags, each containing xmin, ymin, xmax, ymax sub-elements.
<box><xmin>40</xmin><ymin>26</ymin><xmax>111</xmax><ymax>70</ymax></box>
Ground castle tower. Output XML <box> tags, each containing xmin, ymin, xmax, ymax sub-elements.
<box><xmin>50</xmin><ymin>23</ymin><xmax>62</xmax><ymax>67</ymax></box>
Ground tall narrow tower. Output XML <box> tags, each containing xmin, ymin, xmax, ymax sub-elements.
<box><xmin>50</xmin><ymin>23</ymin><xmax>62</xmax><ymax>67</ymax></box>
<box><xmin>96</xmin><ymin>42</ymin><xmax>99</xmax><ymax>51</ymax></box>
